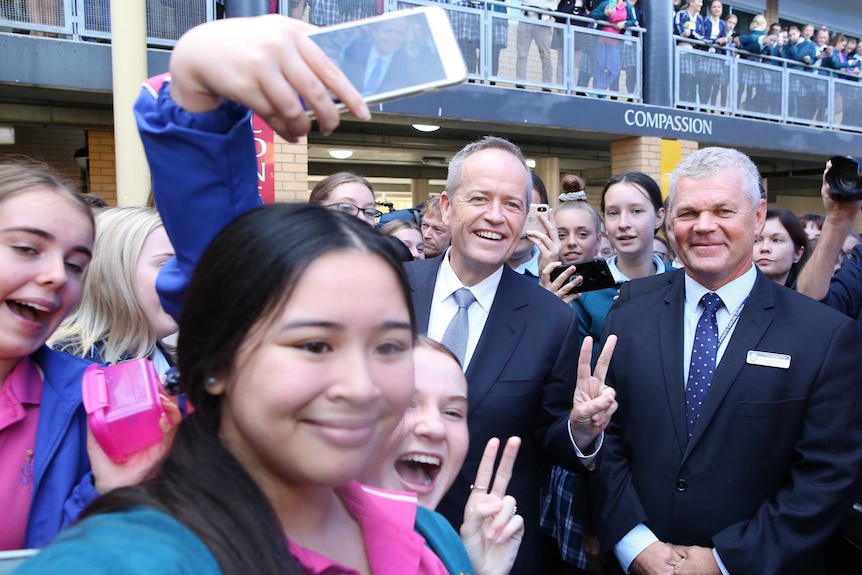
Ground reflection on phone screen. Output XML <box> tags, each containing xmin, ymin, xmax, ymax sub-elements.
<box><xmin>308</xmin><ymin>11</ymin><xmax>450</xmax><ymax>105</ymax></box>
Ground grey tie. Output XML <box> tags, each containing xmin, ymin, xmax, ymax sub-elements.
<box><xmin>440</xmin><ymin>288</ymin><xmax>476</xmax><ymax>365</ymax></box>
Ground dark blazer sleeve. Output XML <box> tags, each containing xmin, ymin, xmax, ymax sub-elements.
<box><xmin>540</xmin><ymin>301</ymin><xmax>592</xmax><ymax>471</ymax></box>
<box><xmin>712</xmin><ymin>311</ymin><xmax>862</xmax><ymax>573</ymax></box>
<box><xmin>822</xmin><ymin>243</ymin><xmax>862</xmax><ymax>323</ymax></box>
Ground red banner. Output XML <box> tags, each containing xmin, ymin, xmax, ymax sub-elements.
<box><xmin>252</xmin><ymin>115</ymin><xmax>275</xmax><ymax>204</ymax></box>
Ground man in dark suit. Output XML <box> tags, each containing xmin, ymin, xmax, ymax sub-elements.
<box><xmin>404</xmin><ymin>136</ymin><xmax>617</xmax><ymax>574</ymax></box>
<box><xmin>590</xmin><ymin>147</ymin><xmax>862</xmax><ymax>575</ymax></box>
<box><xmin>340</xmin><ymin>16</ymin><xmax>442</xmax><ymax>97</ymax></box>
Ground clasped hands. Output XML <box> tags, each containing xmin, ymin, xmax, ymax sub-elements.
<box><xmin>630</xmin><ymin>541</ymin><xmax>721</xmax><ymax>575</ymax></box>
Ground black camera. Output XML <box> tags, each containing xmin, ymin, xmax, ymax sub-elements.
<box><xmin>826</xmin><ymin>156</ymin><xmax>862</xmax><ymax>201</ymax></box>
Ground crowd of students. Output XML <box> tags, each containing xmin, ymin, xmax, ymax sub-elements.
<box><xmin>673</xmin><ymin>0</ymin><xmax>860</xmax><ymax>117</ymax></box>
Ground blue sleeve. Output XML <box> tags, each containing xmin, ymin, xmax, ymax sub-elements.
<box><xmin>672</xmin><ymin>10</ymin><xmax>684</xmax><ymax>36</ymax></box>
<box><xmin>60</xmin><ymin>472</ymin><xmax>99</xmax><ymax>531</ymax></box>
<box><xmin>588</xmin><ymin>1</ymin><xmax>608</xmax><ymax>21</ymax></box>
<box><xmin>822</xmin><ymin>244</ymin><xmax>862</xmax><ymax>321</ymax></box>
<box><xmin>133</xmin><ymin>77</ymin><xmax>264</xmax><ymax>321</ymax></box>
<box><xmin>738</xmin><ymin>33</ymin><xmax>756</xmax><ymax>53</ymax></box>
<box><xmin>625</xmin><ymin>3</ymin><xmax>637</xmax><ymax>27</ymax></box>
<box><xmin>690</xmin><ymin>15</ymin><xmax>704</xmax><ymax>41</ymax></box>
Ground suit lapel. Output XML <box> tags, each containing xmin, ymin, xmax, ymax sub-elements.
<box><xmin>464</xmin><ymin>267</ymin><xmax>530</xmax><ymax>413</ymax></box>
<box><xmin>685</xmin><ymin>273</ymin><xmax>775</xmax><ymax>450</ymax></box>
<box><xmin>406</xmin><ymin>256</ymin><xmax>442</xmax><ymax>335</ymax></box>
<box><xmin>658</xmin><ymin>276</ymin><xmax>689</xmax><ymax>454</ymax></box>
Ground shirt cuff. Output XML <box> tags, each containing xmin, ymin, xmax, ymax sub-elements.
<box><xmin>614</xmin><ymin>523</ymin><xmax>659</xmax><ymax>573</ymax></box>
<box><xmin>568</xmin><ymin>419</ymin><xmax>603</xmax><ymax>470</ymax></box>
<box><xmin>714</xmin><ymin>549</ymin><xmax>730</xmax><ymax>575</ymax></box>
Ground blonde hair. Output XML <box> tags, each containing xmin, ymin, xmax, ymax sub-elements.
<box><xmin>750</xmin><ymin>14</ymin><xmax>766</xmax><ymax>31</ymax></box>
<box><xmin>50</xmin><ymin>206</ymin><xmax>167</xmax><ymax>364</ymax></box>
<box><xmin>0</xmin><ymin>155</ymin><xmax>93</xmax><ymax>226</ymax></box>
<box><xmin>421</xmin><ymin>197</ymin><xmax>442</xmax><ymax>219</ymax></box>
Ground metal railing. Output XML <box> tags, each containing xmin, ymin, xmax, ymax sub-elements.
<box><xmin>389</xmin><ymin>0</ymin><xmax>643</xmax><ymax>98</ymax></box>
<box><xmin>0</xmin><ymin>0</ymin><xmax>213</xmax><ymax>46</ymax></box>
<box><xmin>2</xmin><ymin>0</ymin><xmax>860</xmax><ymax>133</ymax></box>
<box><xmin>673</xmin><ymin>36</ymin><xmax>862</xmax><ymax>133</ymax></box>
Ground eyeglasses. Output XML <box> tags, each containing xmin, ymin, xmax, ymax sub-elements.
<box><xmin>325</xmin><ymin>203</ymin><xmax>383</xmax><ymax>221</ymax></box>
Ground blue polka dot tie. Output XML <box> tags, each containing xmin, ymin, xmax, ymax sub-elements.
<box><xmin>685</xmin><ymin>292</ymin><xmax>724</xmax><ymax>438</ymax></box>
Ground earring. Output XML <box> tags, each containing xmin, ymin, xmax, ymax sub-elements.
<box><xmin>205</xmin><ymin>377</ymin><xmax>217</xmax><ymax>389</ymax></box>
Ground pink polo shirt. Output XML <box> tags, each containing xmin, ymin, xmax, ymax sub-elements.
<box><xmin>288</xmin><ymin>481</ymin><xmax>449</xmax><ymax>575</ymax></box>
<box><xmin>0</xmin><ymin>358</ymin><xmax>43</xmax><ymax>550</ymax></box>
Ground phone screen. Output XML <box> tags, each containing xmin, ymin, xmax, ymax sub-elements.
<box><xmin>307</xmin><ymin>7</ymin><xmax>466</xmax><ymax>108</ymax></box>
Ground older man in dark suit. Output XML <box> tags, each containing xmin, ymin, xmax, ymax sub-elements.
<box><xmin>590</xmin><ymin>147</ymin><xmax>862</xmax><ymax>575</ymax></box>
<box><xmin>405</xmin><ymin>136</ymin><xmax>617</xmax><ymax>574</ymax></box>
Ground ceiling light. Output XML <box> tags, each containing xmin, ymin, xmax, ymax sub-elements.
<box><xmin>328</xmin><ymin>149</ymin><xmax>354</xmax><ymax>160</ymax></box>
<box><xmin>412</xmin><ymin>124</ymin><xmax>440</xmax><ymax>132</ymax></box>
<box><xmin>0</xmin><ymin>126</ymin><xmax>14</xmax><ymax>145</ymax></box>
<box><xmin>526</xmin><ymin>159</ymin><xmax>537</xmax><ymax>168</ymax></box>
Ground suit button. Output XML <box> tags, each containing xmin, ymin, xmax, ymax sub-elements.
<box><xmin>676</xmin><ymin>479</ymin><xmax>688</xmax><ymax>491</ymax></box>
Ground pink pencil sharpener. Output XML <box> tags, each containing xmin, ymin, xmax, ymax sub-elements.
<box><xmin>82</xmin><ymin>359</ymin><xmax>165</xmax><ymax>463</ymax></box>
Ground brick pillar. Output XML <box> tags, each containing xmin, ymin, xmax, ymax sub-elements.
<box><xmin>534</xmin><ymin>157</ymin><xmax>560</xmax><ymax>207</ymax></box>
<box><xmin>87</xmin><ymin>130</ymin><xmax>118</xmax><ymax>206</ymax></box>
<box><xmin>411</xmin><ymin>178</ymin><xmax>431</xmax><ymax>207</ymax></box>
<box><xmin>610</xmin><ymin>137</ymin><xmax>698</xmax><ymax>200</ymax></box>
<box><xmin>273</xmin><ymin>135</ymin><xmax>309</xmax><ymax>203</ymax></box>
<box><xmin>765</xmin><ymin>0</ymin><xmax>779</xmax><ymax>29</ymax></box>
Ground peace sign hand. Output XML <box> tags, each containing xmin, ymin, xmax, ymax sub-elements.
<box><xmin>460</xmin><ymin>437</ymin><xmax>524</xmax><ymax>575</ymax></box>
<box><xmin>569</xmin><ymin>335</ymin><xmax>618</xmax><ymax>451</ymax></box>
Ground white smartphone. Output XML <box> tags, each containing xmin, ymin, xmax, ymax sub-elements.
<box><xmin>525</xmin><ymin>203</ymin><xmax>550</xmax><ymax>235</ymax></box>
<box><xmin>307</xmin><ymin>6</ymin><xmax>467</xmax><ymax>112</ymax></box>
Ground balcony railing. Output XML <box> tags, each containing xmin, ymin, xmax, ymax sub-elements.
<box><xmin>1</xmin><ymin>0</ymin><xmax>859</xmax><ymax>134</ymax></box>
<box><xmin>0</xmin><ymin>0</ymin><xmax>213</xmax><ymax>47</ymax></box>
<box><xmin>674</xmin><ymin>37</ymin><xmax>862</xmax><ymax>133</ymax></box>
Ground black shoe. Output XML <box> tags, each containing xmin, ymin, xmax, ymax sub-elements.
<box><xmin>542</xmin><ymin>88</ymin><xmax>552</xmax><ymax>92</ymax></box>
<box><xmin>515</xmin><ymin>84</ymin><xmax>526</xmax><ymax>89</ymax></box>
<box><xmin>489</xmin><ymin>81</ymin><xmax>496</xmax><ymax>86</ymax></box>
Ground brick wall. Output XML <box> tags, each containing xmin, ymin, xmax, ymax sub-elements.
<box><xmin>1</xmin><ymin>124</ymin><xmax>86</xmax><ymax>188</ymax></box>
<box><xmin>611</xmin><ymin>137</ymin><xmax>699</xmax><ymax>199</ymax></box>
<box><xmin>274</xmin><ymin>136</ymin><xmax>308</xmax><ymax>203</ymax></box>
<box><xmin>611</xmin><ymin>137</ymin><xmax>663</xmax><ymax>182</ymax></box>
<box><xmin>86</xmin><ymin>130</ymin><xmax>117</xmax><ymax>205</ymax></box>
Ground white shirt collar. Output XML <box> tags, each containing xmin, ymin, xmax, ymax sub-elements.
<box><xmin>683</xmin><ymin>264</ymin><xmax>757</xmax><ymax>315</ymax></box>
<box><xmin>510</xmin><ymin>246</ymin><xmax>540</xmax><ymax>277</ymax></box>
<box><xmin>606</xmin><ymin>253</ymin><xmax>667</xmax><ymax>283</ymax></box>
<box><xmin>436</xmin><ymin>251</ymin><xmax>504</xmax><ymax>315</ymax></box>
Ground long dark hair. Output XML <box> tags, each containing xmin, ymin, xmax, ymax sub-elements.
<box><xmin>766</xmin><ymin>208</ymin><xmax>810</xmax><ymax>288</ymax></box>
<box><xmin>84</xmin><ymin>204</ymin><xmax>416</xmax><ymax>575</ymax></box>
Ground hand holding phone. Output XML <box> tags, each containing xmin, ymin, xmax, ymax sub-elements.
<box><xmin>525</xmin><ymin>203</ymin><xmax>550</xmax><ymax>235</ymax></box>
<box><xmin>168</xmin><ymin>14</ymin><xmax>368</xmax><ymax>141</ymax></box>
<box><xmin>548</xmin><ymin>258</ymin><xmax>616</xmax><ymax>294</ymax></box>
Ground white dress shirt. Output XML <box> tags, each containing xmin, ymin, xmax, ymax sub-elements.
<box><xmin>426</xmin><ymin>251</ymin><xmax>503</xmax><ymax>371</ymax></box>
